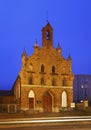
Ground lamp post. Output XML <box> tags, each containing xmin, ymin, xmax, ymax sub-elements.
<box><xmin>80</xmin><ymin>85</ymin><xmax>84</xmax><ymax>103</ymax></box>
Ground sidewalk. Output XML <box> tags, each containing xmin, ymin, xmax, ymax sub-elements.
<box><xmin>0</xmin><ymin>110</ymin><xmax>91</xmax><ymax>119</ymax></box>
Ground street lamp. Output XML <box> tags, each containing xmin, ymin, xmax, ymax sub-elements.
<box><xmin>80</xmin><ymin>85</ymin><xmax>84</xmax><ymax>103</ymax></box>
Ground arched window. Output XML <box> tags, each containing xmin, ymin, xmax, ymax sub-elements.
<box><xmin>46</xmin><ymin>30</ymin><xmax>50</xmax><ymax>40</ymax></box>
<box><xmin>62</xmin><ymin>91</ymin><xmax>67</xmax><ymax>107</ymax></box>
<box><xmin>41</xmin><ymin>64</ymin><xmax>44</xmax><ymax>73</ymax></box>
<box><xmin>29</xmin><ymin>77</ymin><xmax>32</xmax><ymax>84</ymax></box>
<box><xmin>28</xmin><ymin>90</ymin><xmax>34</xmax><ymax>98</ymax></box>
<box><xmin>52</xmin><ymin>66</ymin><xmax>55</xmax><ymax>73</ymax></box>
<box><xmin>41</xmin><ymin>78</ymin><xmax>45</xmax><ymax>85</ymax></box>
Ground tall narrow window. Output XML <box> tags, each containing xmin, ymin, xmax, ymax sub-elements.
<box><xmin>29</xmin><ymin>63</ymin><xmax>33</xmax><ymax>71</ymax></box>
<box><xmin>62</xmin><ymin>77</ymin><xmax>66</xmax><ymax>86</ymax></box>
<box><xmin>46</xmin><ymin>30</ymin><xmax>50</xmax><ymax>40</ymax></box>
<box><xmin>30</xmin><ymin>77</ymin><xmax>32</xmax><ymax>84</ymax></box>
<box><xmin>52</xmin><ymin>78</ymin><xmax>55</xmax><ymax>86</ymax></box>
<box><xmin>52</xmin><ymin>66</ymin><xmax>55</xmax><ymax>73</ymax></box>
<box><xmin>62</xmin><ymin>91</ymin><xmax>67</xmax><ymax>107</ymax></box>
<box><xmin>41</xmin><ymin>64</ymin><xmax>44</xmax><ymax>73</ymax></box>
<box><xmin>41</xmin><ymin>78</ymin><xmax>45</xmax><ymax>85</ymax></box>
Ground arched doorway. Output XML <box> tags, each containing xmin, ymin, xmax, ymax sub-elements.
<box><xmin>62</xmin><ymin>91</ymin><xmax>67</xmax><ymax>107</ymax></box>
<box><xmin>43</xmin><ymin>92</ymin><xmax>52</xmax><ymax>112</ymax></box>
<box><xmin>28</xmin><ymin>90</ymin><xmax>35</xmax><ymax>109</ymax></box>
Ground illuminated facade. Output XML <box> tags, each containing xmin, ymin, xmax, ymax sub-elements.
<box><xmin>13</xmin><ymin>22</ymin><xmax>74</xmax><ymax>112</ymax></box>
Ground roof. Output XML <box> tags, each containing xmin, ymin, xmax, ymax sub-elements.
<box><xmin>0</xmin><ymin>90</ymin><xmax>13</xmax><ymax>96</ymax></box>
<box><xmin>42</xmin><ymin>22</ymin><xmax>53</xmax><ymax>31</ymax></box>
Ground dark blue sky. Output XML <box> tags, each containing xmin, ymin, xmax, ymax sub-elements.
<box><xmin>0</xmin><ymin>0</ymin><xmax>91</xmax><ymax>90</ymax></box>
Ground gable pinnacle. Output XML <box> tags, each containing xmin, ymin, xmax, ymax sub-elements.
<box><xmin>22</xmin><ymin>48</ymin><xmax>27</xmax><ymax>57</ymax></box>
<box><xmin>67</xmin><ymin>53</ymin><xmax>72</xmax><ymax>60</ymax></box>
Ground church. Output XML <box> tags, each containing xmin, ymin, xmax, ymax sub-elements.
<box><xmin>12</xmin><ymin>22</ymin><xmax>74</xmax><ymax>113</ymax></box>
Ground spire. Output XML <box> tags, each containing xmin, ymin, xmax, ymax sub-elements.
<box><xmin>33</xmin><ymin>40</ymin><xmax>39</xmax><ymax>53</ymax></box>
<box><xmin>57</xmin><ymin>42</ymin><xmax>62</xmax><ymax>49</ymax></box>
<box><xmin>67</xmin><ymin>53</ymin><xmax>72</xmax><ymax>60</ymax></box>
<box><xmin>57</xmin><ymin>42</ymin><xmax>62</xmax><ymax>54</ymax></box>
<box><xmin>34</xmin><ymin>40</ymin><xmax>39</xmax><ymax>48</ymax></box>
<box><xmin>22</xmin><ymin>48</ymin><xmax>27</xmax><ymax>58</ymax></box>
<box><xmin>46</xmin><ymin>11</ymin><xmax>49</xmax><ymax>23</ymax></box>
<box><xmin>22</xmin><ymin>48</ymin><xmax>27</xmax><ymax>69</ymax></box>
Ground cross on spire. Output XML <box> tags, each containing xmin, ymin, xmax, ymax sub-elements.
<box><xmin>46</xmin><ymin>11</ymin><xmax>49</xmax><ymax>23</ymax></box>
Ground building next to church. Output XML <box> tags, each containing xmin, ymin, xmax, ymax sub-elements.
<box><xmin>8</xmin><ymin>22</ymin><xmax>74</xmax><ymax>113</ymax></box>
<box><xmin>73</xmin><ymin>74</ymin><xmax>91</xmax><ymax>105</ymax></box>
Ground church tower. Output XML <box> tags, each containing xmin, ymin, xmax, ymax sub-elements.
<box><xmin>42</xmin><ymin>22</ymin><xmax>53</xmax><ymax>47</ymax></box>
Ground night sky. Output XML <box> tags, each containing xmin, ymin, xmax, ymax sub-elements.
<box><xmin>0</xmin><ymin>0</ymin><xmax>91</xmax><ymax>90</ymax></box>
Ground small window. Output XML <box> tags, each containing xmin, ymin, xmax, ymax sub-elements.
<box><xmin>41</xmin><ymin>64</ymin><xmax>44</xmax><ymax>73</ymax></box>
<box><xmin>29</xmin><ymin>63</ymin><xmax>33</xmax><ymax>71</ymax></box>
<box><xmin>41</xmin><ymin>78</ymin><xmax>45</xmax><ymax>85</ymax></box>
<box><xmin>46</xmin><ymin>30</ymin><xmax>50</xmax><ymax>40</ymax></box>
<box><xmin>52</xmin><ymin>66</ymin><xmax>55</xmax><ymax>73</ymax></box>
<box><xmin>29</xmin><ymin>77</ymin><xmax>32</xmax><ymax>84</ymax></box>
<box><xmin>62</xmin><ymin>77</ymin><xmax>66</xmax><ymax>86</ymax></box>
<box><xmin>52</xmin><ymin>78</ymin><xmax>55</xmax><ymax>86</ymax></box>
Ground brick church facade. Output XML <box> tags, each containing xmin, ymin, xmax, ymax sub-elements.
<box><xmin>12</xmin><ymin>22</ymin><xmax>74</xmax><ymax>112</ymax></box>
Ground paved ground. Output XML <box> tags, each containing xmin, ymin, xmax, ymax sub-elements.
<box><xmin>0</xmin><ymin>111</ymin><xmax>91</xmax><ymax>130</ymax></box>
<box><xmin>0</xmin><ymin>110</ymin><xmax>91</xmax><ymax>119</ymax></box>
<box><xmin>0</xmin><ymin>121</ymin><xmax>91</xmax><ymax>130</ymax></box>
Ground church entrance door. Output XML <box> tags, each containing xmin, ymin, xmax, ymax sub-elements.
<box><xmin>29</xmin><ymin>98</ymin><xmax>34</xmax><ymax>109</ymax></box>
<box><xmin>28</xmin><ymin>90</ymin><xmax>35</xmax><ymax>109</ymax></box>
<box><xmin>43</xmin><ymin>92</ymin><xmax>52</xmax><ymax>112</ymax></box>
